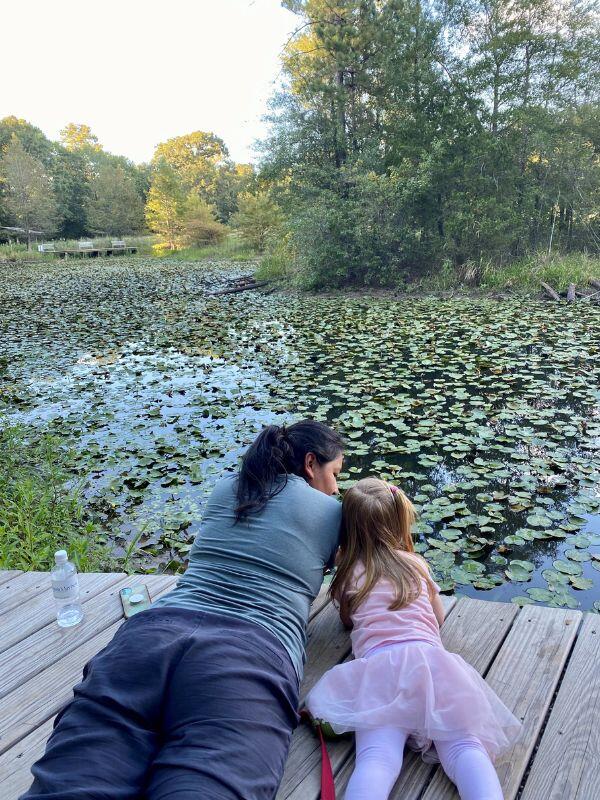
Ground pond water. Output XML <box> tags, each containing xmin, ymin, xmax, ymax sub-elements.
<box><xmin>1</xmin><ymin>259</ymin><xmax>599</xmax><ymax>610</ymax></box>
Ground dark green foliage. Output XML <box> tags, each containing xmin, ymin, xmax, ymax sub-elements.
<box><xmin>263</xmin><ymin>0</ymin><xmax>600</xmax><ymax>287</ymax></box>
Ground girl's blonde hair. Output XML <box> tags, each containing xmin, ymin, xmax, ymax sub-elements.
<box><xmin>330</xmin><ymin>477</ymin><xmax>431</xmax><ymax>626</ymax></box>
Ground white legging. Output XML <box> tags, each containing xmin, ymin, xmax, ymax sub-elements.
<box><xmin>345</xmin><ymin>727</ymin><xmax>503</xmax><ymax>800</ymax></box>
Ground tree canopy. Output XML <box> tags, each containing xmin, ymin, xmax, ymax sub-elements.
<box><xmin>259</xmin><ymin>0</ymin><xmax>599</xmax><ymax>287</ymax></box>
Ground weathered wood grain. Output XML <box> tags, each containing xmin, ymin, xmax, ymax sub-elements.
<box><xmin>520</xmin><ymin>612</ymin><xmax>599</xmax><ymax>800</ymax></box>
<box><xmin>0</xmin><ymin>575</ymin><xmax>174</xmax><ymax>697</ymax></box>
<box><xmin>309</xmin><ymin>582</ymin><xmax>332</xmax><ymax>621</ymax></box>
<box><xmin>0</xmin><ymin>572</ymin><xmax>53</xmax><ymax>616</ymax></box>
<box><xmin>0</xmin><ymin>572</ymin><xmax>125</xmax><ymax>655</ymax></box>
<box><xmin>0</xmin><ymin>570</ymin><xmax>22</xmax><ymax>587</ymax></box>
<box><xmin>0</xmin><ymin>718</ymin><xmax>54</xmax><ymax>799</ymax></box>
<box><xmin>0</xmin><ymin>620</ymin><xmax>121</xmax><ymax>756</ymax></box>
<box><xmin>0</xmin><ymin>575</ymin><xmax>176</xmax><ymax>800</ymax></box>
<box><xmin>421</xmin><ymin>604</ymin><xmax>581</xmax><ymax>800</ymax></box>
<box><xmin>301</xmin><ymin>600</ymin><xmax>352</xmax><ymax>702</ymax></box>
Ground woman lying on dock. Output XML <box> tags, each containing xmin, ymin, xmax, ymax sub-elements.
<box><xmin>21</xmin><ymin>420</ymin><xmax>344</xmax><ymax>800</ymax></box>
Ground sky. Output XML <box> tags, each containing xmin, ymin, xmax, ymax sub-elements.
<box><xmin>1</xmin><ymin>0</ymin><xmax>298</xmax><ymax>165</ymax></box>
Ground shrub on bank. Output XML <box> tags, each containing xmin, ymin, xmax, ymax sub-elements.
<box><xmin>0</xmin><ymin>427</ymin><xmax>107</xmax><ymax>572</ymax></box>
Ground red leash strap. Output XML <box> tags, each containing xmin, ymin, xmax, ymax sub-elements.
<box><xmin>316</xmin><ymin>721</ymin><xmax>336</xmax><ymax>800</ymax></box>
<box><xmin>300</xmin><ymin>711</ymin><xmax>336</xmax><ymax>800</ymax></box>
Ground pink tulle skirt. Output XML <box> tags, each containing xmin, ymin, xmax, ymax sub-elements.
<box><xmin>305</xmin><ymin>641</ymin><xmax>521</xmax><ymax>763</ymax></box>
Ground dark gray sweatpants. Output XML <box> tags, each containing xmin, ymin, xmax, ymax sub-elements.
<box><xmin>20</xmin><ymin>607</ymin><xmax>300</xmax><ymax>800</ymax></box>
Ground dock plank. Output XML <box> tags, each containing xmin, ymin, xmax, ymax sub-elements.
<box><xmin>0</xmin><ymin>718</ymin><xmax>54</xmax><ymax>799</ymax></box>
<box><xmin>0</xmin><ymin>620</ymin><xmax>121</xmax><ymax>757</ymax></box>
<box><xmin>0</xmin><ymin>572</ymin><xmax>124</xmax><ymax>654</ymax></box>
<box><xmin>0</xmin><ymin>570</ymin><xmax>22</xmax><ymax>587</ymax></box>
<box><xmin>520</xmin><ymin>613</ymin><xmax>600</xmax><ymax>800</ymax></box>
<box><xmin>0</xmin><ymin>572</ymin><xmax>589</xmax><ymax>800</ymax></box>
<box><xmin>0</xmin><ymin>574</ymin><xmax>167</xmax><ymax>697</ymax></box>
<box><xmin>421</xmin><ymin>604</ymin><xmax>581</xmax><ymax>800</ymax></box>
<box><xmin>0</xmin><ymin>572</ymin><xmax>51</xmax><ymax>616</ymax></box>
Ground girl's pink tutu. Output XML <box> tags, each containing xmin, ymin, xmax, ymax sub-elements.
<box><xmin>306</xmin><ymin>640</ymin><xmax>521</xmax><ymax>763</ymax></box>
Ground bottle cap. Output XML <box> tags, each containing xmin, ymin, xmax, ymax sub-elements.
<box><xmin>55</xmin><ymin>550</ymin><xmax>68</xmax><ymax>564</ymax></box>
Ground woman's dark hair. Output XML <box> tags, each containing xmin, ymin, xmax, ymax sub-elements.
<box><xmin>235</xmin><ymin>419</ymin><xmax>344</xmax><ymax>521</ymax></box>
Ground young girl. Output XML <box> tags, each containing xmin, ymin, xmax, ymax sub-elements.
<box><xmin>306</xmin><ymin>478</ymin><xmax>521</xmax><ymax>800</ymax></box>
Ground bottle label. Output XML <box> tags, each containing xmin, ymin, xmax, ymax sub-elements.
<box><xmin>52</xmin><ymin>574</ymin><xmax>79</xmax><ymax>601</ymax></box>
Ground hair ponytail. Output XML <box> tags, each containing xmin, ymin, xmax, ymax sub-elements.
<box><xmin>235</xmin><ymin>420</ymin><xmax>344</xmax><ymax>521</ymax></box>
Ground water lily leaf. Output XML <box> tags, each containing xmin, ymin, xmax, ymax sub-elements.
<box><xmin>542</xmin><ymin>569</ymin><xmax>570</xmax><ymax>587</ymax></box>
<box><xmin>505</xmin><ymin>566</ymin><xmax>532</xmax><ymax>582</ymax></box>
<box><xmin>553</xmin><ymin>560</ymin><xmax>583</xmax><ymax>576</ymax></box>
<box><xmin>564</xmin><ymin>548</ymin><xmax>591</xmax><ymax>563</ymax></box>
<box><xmin>526</xmin><ymin>514</ymin><xmax>552</xmax><ymax>528</ymax></box>
<box><xmin>527</xmin><ymin>588</ymin><xmax>554</xmax><ymax>602</ymax></box>
<box><xmin>511</xmin><ymin>596</ymin><xmax>535</xmax><ymax>606</ymax></box>
<box><xmin>565</xmin><ymin>534</ymin><xmax>591</xmax><ymax>548</ymax></box>
<box><xmin>570</xmin><ymin>576</ymin><xmax>594</xmax><ymax>590</ymax></box>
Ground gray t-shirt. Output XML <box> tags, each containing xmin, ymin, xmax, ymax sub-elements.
<box><xmin>153</xmin><ymin>473</ymin><xmax>342</xmax><ymax>678</ymax></box>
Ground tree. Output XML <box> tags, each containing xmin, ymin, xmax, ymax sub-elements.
<box><xmin>52</xmin><ymin>148</ymin><xmax>90</xmax><ymax>238</ymax></box>
<box><xmin>260</xmin><ymin>0</ymin><xmax>600</xmax><ymax>285</ymax></box>
<box><xmin>213</xmin><ymin>163</ymin><xmax>255</xmax><ymax>222</ymax></box>
<box><xmin>0</xmin><ymin>136</ymin><xmax>60</xmax><ymax>247</ymax></box>
<box><xmin>0</xmin><ymin>116</ymin><xmax>54</xmax><ymax>164</ymax></box>
<box><xmin>231</xmin><ymin>191</ymin><xmax>283</xmax><ymax>251</ymax></box>
<box><xmin>153</xmin><ymin>131</ymin><xmax>229</xmax><ymax>195</ymax></box>
<box><xmin>86</xmin><ymin>163</ymin><xmax>145</xmax><ymax>235</ymax></box>
<box><xmin>180</xmin><ymin>196</ymin><xmax>226</xmax><ymax>246</ymax></box>
<box><xmin>60</xmin><ymin>123</ymin><xmax>102</xmax><ymax>152</ymax></box>
<box><xmin>145</xmin><ymin>160</ymin><xmax>186</xmax><ymax>249</ymax></box>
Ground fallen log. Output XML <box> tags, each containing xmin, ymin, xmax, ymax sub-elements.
<box><xmin>589</xmin><ymin>278</ymin><xmax>600</xmax><ymax>291</ymax></box>
<box><xmin>541</xmin><ymin>281</ymin><xmax>561</xmax><ymax>301</ymax></box>
<box><xmin>211</xmin><ymin>280</ymin><xmax>270</xmax><ymax>296</ymax></box>
<box><xmin>566</xmin><ymin>283</ymin><xmax>576</xmax><ymax>302</ymax></box>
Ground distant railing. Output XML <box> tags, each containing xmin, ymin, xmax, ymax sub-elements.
<box><xmin>35</xmin><ymin>240</ymin><xmax>138</xmax><ymax>258</ymax></box>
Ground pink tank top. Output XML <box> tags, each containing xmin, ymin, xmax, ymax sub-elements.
<box><xmin>348</xmin><ymin>559</ymin><xmax>442</xmax><ymax>659</ymax></box>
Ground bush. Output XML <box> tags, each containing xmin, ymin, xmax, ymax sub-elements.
<box><xmin>180</xmin><ymin>196</ymin><xmax>226</xmax><ymax>247</ymax></box>
<box><xmin>230</xmin><ymin>191</ymin><xmax>283</xmax><ymax>252</ymax></box>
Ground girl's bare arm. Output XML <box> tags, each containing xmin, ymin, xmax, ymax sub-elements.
<box><xmin>430</xmin><ymin>589</ymin><xmax>446</xmax><ymax>628</ymax></box>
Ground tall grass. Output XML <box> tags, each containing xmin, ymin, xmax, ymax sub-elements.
<box><xmin>0</xmin><ymin>427</ymin><xmax>109</xmax><ymax>571</ymax></box>
<box><xmin>480</xmin><ymin>252</ymin><xmax>600</xmax><ymax>293</ymax></box>
<box><xmin>161</xmin><ymin>233</ymin><xmax>258</xmax><ymax>262</ymax></box>
<box><xmin>409</xmin><ymin>252</ymin><xmax>600</xmax><ymax>294</ymax></box>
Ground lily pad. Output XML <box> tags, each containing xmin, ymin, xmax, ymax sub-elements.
<box><xmin>553</xmin><ymin>560</ymin><xmax>583</xmax><ymax>576</ymax></box>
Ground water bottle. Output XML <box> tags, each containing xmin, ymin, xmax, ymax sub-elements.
<box><xmin>51</xmin><ymin>550</ymin><xmax>84</xmax><ymax>627</ymax></box>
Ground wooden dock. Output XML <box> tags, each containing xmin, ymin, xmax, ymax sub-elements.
<box><xmin>1</xmin><ymin>569</ymin><xmax>598</xmax><ymax>799</ymax></box>
<box><xmin>54</xmin><ymin>245</ymin><xmax>138</xmax><ymax>258</ymax></box>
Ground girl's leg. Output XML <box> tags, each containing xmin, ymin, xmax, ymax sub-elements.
<box><xmin>345</xmin><ymin>728</ymin><xmax>407</xmax><ymax>800</ymax></box>
<box><xmin>435</xmin><ymin>736</ymin><xmax>504</xmax><ymax>800</ymax></box>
